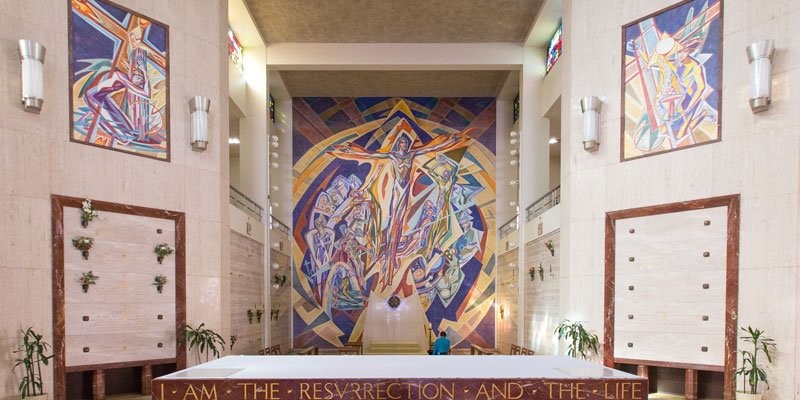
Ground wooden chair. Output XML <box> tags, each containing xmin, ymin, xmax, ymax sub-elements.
<box><xmin>522</xmin><ymin>347</ymin><xmax>535</xmax><ymax>355</ymax></box>
<box><xmin>345</xmin><ymin>341</ymin><xmax>363</xmax><ymax>355</ymax></box>
<box><xmin>258</xmin><ymin>347</ymin><xmax>270</xmax><ymax>355</ymax></box>
<box><xmin>510</xmin><ymin>344</ymin><xmax>521</xmax><ymax>355</ymax></box>
<box><xmin>338</xmin><ymin>346</ymin><xmax>360</xmax><ymax>355</ymax></box>
<box><xmin>270</xmin><ymin>344</ymin><xmax>281</xmax><ymax>355</ymax></box>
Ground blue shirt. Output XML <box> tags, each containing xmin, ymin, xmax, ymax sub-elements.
<box><xmin>432</xmin><ymin>337</ymin><xmax>451</xmax><ymax>355</ymax></box>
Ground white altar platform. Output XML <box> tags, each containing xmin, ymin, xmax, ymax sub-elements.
<box><xmin>162</xmin><ymin>355</ymin><xmax>635</xmax><ymax>379</ymax></box>
<box><xmin>153</xmin><ymin>355</ymin><xmax>647</xmax><ymax>400</ymax></box>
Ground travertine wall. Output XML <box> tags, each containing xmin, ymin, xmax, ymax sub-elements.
<box><xmin>523</xmin><ymin>231</ymin><xmax>560</xmax><ymax>355</ymax></box>
<box><xmin>561</xmin><ymin>1</ymin><xmax>800</xmax><ymax>398</ymax></box>
<box><xmin>0</xmin><ymin>0</ymin><xmax>229</xmax><ymax>396</ymax></box>
<box><xmin>269</xmin><ymin>224</ymin><xmax>291</xmax><ymax>352</ymax></box>
<box><xmin>495</xmin><ymin>248</ymin><xmax>519</xmax><ymax>355</ymax></box>
<box><xmin>229</xmin><ymin>231</ymin><xmax>264</xmax><ymax>355</ymax></box>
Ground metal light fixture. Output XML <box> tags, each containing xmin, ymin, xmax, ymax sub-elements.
<box><xmin>270</xmin><ymin>141</ymin><xmax>279</xmax><ymax>148</ymax></box>
<box><xmin>270</xmin><ymin>152</ymin><xmax>279</xmax><ymax>159</ymax></box>
<box><xmin>509</xmin><ymin>180</ymin><xmax>519</xmax><ymax>187</ymax></box>
<box><xmin>510</xmin><ymin>138</ymin><xmax>519</xmax><ymax>146</ymax></box>
<box><xmin>228</xmin><ymin>137</ymin><xmax>240</xmax><ymax>144</ymax></box>
<box><xmin>579</xmin><ymin>96</ymin><xmax>602</xmax><ymax>152</ymax></box>
<box><xmin>18</xmin><ymin>40</ymin><xmax>46</xmax><ymax>113</ymax></box>
<box><xmin>510</xmin><ymin>159</ymin><xmax>519</xmax><ymax>166</ymax></box>
<box><xmin>270</xmin><ymin>162</ymin><xmax>278</xmax><ymax>169</ymax></box>
<box><xmin>270</xmin><ymin>185</ymin><xmax>279</xmax><ymax>192</ymax></box>
<box><xmin>746</xmin><ymin>39</ymin><xmax>775</xmax><ymax>113</ymax></box>
<box><xmin>189</xmin><ymin>96</ymin><xmax>211</xmax><ymax>151</ymax></box>
<box><xmin>510</xmin><ymin>149</ymin><xmax>519</xmax><ymax>156</ymax></box>
<box><xmin>510</xmin><ymin>130</ymin><xmax>519</xmax><ymax>138</ymax></box>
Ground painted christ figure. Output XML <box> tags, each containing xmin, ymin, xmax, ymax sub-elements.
<box><xmin>330</xmin><ymin>118</ymin><xmax>470</xmax><ymax>292</ymax></box>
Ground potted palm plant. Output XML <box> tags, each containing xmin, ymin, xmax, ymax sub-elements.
<box><xmin>735</xmin><ymin>326</ymin><xmax>776</xmax><ymax>400</ymax></box>
<box><xmin>13</xmin><ymin>327</ymin><xmax>54</xmax><ymax>400</ymax></box>
<box><xmin>153</xmin><ymin>275</ymin><xmax>167</xmax><ymax>293</ymax></box>
<box><xmin>185</xmin><ymin>323</ymin><xmax>226</xmax><ymax>364</ymax></box>
<box><xmin>554</xmin><ymin>319</ymin><xmax>599</xmax><ymax>360</ymax></box>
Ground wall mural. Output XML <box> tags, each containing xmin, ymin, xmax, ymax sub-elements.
<box><xmin>292</xmin><ymin>98</ymin><xmax>496</xmax><ymax>349</ymax></box>
<box><xmin>69</xmin><ymin>0</ymin><xmax>170</xmax><ymax>161</ymax></box>
<box><xmin>621</xmin><ymin>0</ymin><xmax>721</xmax><ymax>161</ymax></box>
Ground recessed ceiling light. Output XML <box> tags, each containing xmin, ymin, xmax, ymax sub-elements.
<box><xmin>228</xmin><ymin>138</ymin><xmax>240</xmax><ymax>144</ymax></box>
<box><xmin>549</xmin><ymin>137</ymin><xmax>560</xmax><ymax>144</ymax></box>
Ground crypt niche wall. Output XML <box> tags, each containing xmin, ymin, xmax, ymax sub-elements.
<box><xmin>292</xmin><ymin>98</ymin><xmax>496</xmax><ymax>349</ymax></box>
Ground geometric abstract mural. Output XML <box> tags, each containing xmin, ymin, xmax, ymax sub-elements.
<box><xmin>622</xmin><ymin>0</ymin><xmax>722</xmax><ymax>161</ymax></box>
<box><xmin>292</xmin><ymin>98</ymin><xmax>496</xmax><ymax>349</ymax></box>
<box><xmin>69</xmin><ymin>0</ymin><xmax>170</xmax><ymax>161</ymax></box>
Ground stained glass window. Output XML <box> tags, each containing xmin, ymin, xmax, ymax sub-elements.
<box><xmin>513</xmin><ymin>94</ymin><xmax>520</xmax><ymax>123</ymax></box>
<box><xmin>228</xmin><ymin>27</ymin><xmax>243</xmax><ymax>73</ymax></box>
<box><xmin>269</xmin><ymin>94</ymin><xmax>275</xmax><ymax>123</ymax></box>
<box><xmin>546</xmin><ymin>24</ymin><xmax>562</xmax><ymax>74</ymax></box>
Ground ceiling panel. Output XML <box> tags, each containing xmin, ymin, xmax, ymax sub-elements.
<box><xmin>245</xmin><ymin>0</ymin><xmax>543</xmax><ymax>43</ymax></box>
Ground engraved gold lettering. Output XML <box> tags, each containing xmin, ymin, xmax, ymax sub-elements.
<box><xmin>631</xmin><ymin>382</ymin><xmax>644</xmax><ymax>400</ymax></box>
<box><xmin>386</xmin><ymin>383</ymin><xmax>402</xmax><ymax>400</ymax></box>
<box><xmin>422</xmin><ymin>383</ymin><xmax>438</xmax><ymax>399</ymax></box>
<box><xmin>351</xmin><ymin>383</ymin><xmax>363</xmax><ymax>400</ymax></box>
<box><xmin>362</xmin><ymin>383</ymin><xmax>374</xmax><ymax>399</ymax></box>
<box><xmin>575</xmin><ymin>382</ymin><xmax>586</xmax><ymax>400</ymax></box>
<box><xmin>475</xmin><ymin>384</ymin><xmax>490</xmax><ymax>399</ymax></box>
<box><xmin>182</xmin><ymin>384</ymin><xmax>198</xmax><ymax>400</ymax></box>
<box><xmin>300</xmin><ymin>383</ymin><xmax>310</xmax><ymax>399</ymax></box>
<box><xmin>544</xmin><ymin>382</ymin><xmax>558</xmax><ymax>398</ymax></box>
<box><xmin>439</xmin><ymin>383</ymin><xmax>454</xmax><ymax>400</ymax></box>
<box><xmin>201</xmin><ymin>384</ymin><xmax>217</xmax><ymax>400</ymax></box>
<box><xmin>508</xmin><ymin>383</ymin><xmax>524</xmax><ymax>400</ymax></box>
<box><xmin>238</xmin><ymin>383</ymin><xmax>251</xmax><ymax>400</ymax></box>
<box><xmin>324</xmin><ymin>383</ymin><xmax>335</xmax><ymax>400</ymax></box>
<box><xmin>559</xmin><ymin>383</ymin><xmax>573</xmax><ymax>398</ymax></box>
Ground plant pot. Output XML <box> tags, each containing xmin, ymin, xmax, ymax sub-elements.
<box><xmin>26</xmin><ymin>393</ymin><xmax>50</xmax><ymax>400</ymax></box>
<box><xmin>81</xmin><ymin>283</ymin><xmax>89</xmax><ymax>293</ymax></box>
<box><xmin>736</xmin><ymin>392</ymin><xmax>762</xmax><ymax>400</ymax></box>
<box><xmin>82</xmin><ymin>250</ymin><xmax>89</xmax><ymax>260</ymax></box>
<box><xmin>81</xmin><ymin>219</ymin><xmax>88</xmax><ymax>228</ymax></box>
<box><xmin>156</xmin><ymin>285</ymin><xmax>163</xmax><ymax>293</ymax></box>
<box><xmin>157</xmin><ymin>255</ymin><xmax>164</xmax><ymax>264</ymax></box>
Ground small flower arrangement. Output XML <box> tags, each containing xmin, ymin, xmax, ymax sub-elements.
<box><xmin>80</xmin><ymin>271</ymin><xmax>99</xmax><ymax>292</ymax></box>
<box><xmin>545</xmin><ymin>239</ymin><xmax>555</xmax><ymax>256</ymax></box>
<box><xmin>153</xmin><ymin>274</ymin><xmax>167</xmax><ymax>293</ymax></box>
<box><xmin>538</xmin><ymin>264</ymin><xmax>545</xmax><ymax>281</ymax></box>
<box><xmin>80</xmin><ymin>198</ymin><xmax>99</xmax><ymax>228</ymax></box>
<box><xmin>153</xmin><ymin>243</ymin><xmax>174</xmax><ymax>264</ymax></box>
<box><xmin>272</xmin><ymin>274</ymin><xmax>287</xmax><ymax>288</ymax></box>
<box><xmin>72</xmin><ymin>236</ymin><xmax>94</xmax><ymax>260</ymax></box>
<box><xmin>256</xmin><ymin>308</ymin><xmax>264</xmax><ymax>323</ymax></box>
<box><xmin>230</xmin><ymin>334</ymin><xmax>238</xmax><ymax>351</ymax></box>
<box><xmin>528</xmin><ymin>266</ymin><xmax>536</xmax><ymax>281</ymax></box>
<box><xmin>247</xmin><ymin>309</ymin><xmax>255</xmax><ymax>324</ymax></box>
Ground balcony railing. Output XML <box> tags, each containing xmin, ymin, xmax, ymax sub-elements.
<box><xmin>525</xmin><ymin>185</ymin><xmax>561</xmax><ymax>222</ymax></box>
<box><xmin>498</xmin><ymin>216</ymin><xmax>519</xmax><ymax>239</ymax></box>
<box><xmin>270</xmin><ymin>216</ymin><xmax>290</xmax><ymax>236</ymax></box>
<box><xmin>229</xmin><ymin>186</ymin><xmax>265</xmax><ymax>223</ymax></box>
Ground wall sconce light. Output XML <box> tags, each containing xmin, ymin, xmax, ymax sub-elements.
<box><xmin>270</xmin><ymin>152</ymin><xmax>279</xmax><ymax>159</ymax></box>
<box><xmin>509</xmin><ymin>180</ymin><xmax>519</xmax><ymax>187</ymax></box>
<box><xmin>510</xmin><ymin>131</ymin><xmax>519</xmax><ymax>138</ymax></box>
<box><xmin>509</xmin><ymin>201</ymin><xmax>518</xmax><ymax>207</ymax></box>
<box><xmin>271</xmin><ymin>202</ymin><xmax>279</xmax><ymax>208</ymax></box>
<box><xmin>499</xmin><ymin>304</ymin><xmax>505</xmax><ymax>320</ymax></box>
<box><xmin>270</xmin><ymin>141</ymin><xmax>279</xmax><ymax>148</ymax></box>
<box><xmin>510</xmin><ymin>149</ymin><xmax>519</xmax><ymax>156</ymax></box>
<box><xmin>271</xmin><ymin>262</ymin><xmax>279</xmax><ymax>270</ymax></box>
<box><xmin>270</xmin><ymin>162</ymin><xmax>278</xmax><ymax>169</ymax></box>
<box><xmin>18</xmin><ymin>40</ymin><xmax>46</xmax><ymax>114</ymax></box>
<box><xmin>270</xmin><ymin>135</ymin><xmax>279</xmax><ymax>143</ymax></box>
<box><xmin>746</xmin><ymin>39</ymin><xmax>775</xmax><ymax>113</ymax></box>
<box><xmin>510</xmin><ymin>138</ymin><xmax>519</xmax><ymax>146</ymax></box>
<box><xmin>270</xmin><ymin>185</ymin><xmax>279</xmax><ymax>192</ymax></box>
<box><xmin>228</xmin><ymin>137</ymin><xmax>240</xmax><ymax>145</ymax></box>
<box><xmin>510</xmin><ymin>159</ymin><xmax>519</xmax><ymax>166</ymax></box>
<box><xmin>579</xmin><ymin>96</ymin><xmax>602</xmax><ymax>152</ymax></box>
<box><xmin>189</xmin><ymin>96</ymin><xmax>211</xmax><ymax>151</ymax></box>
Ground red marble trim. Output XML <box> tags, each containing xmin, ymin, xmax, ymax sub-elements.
<box><xmin>604</xmin><ymin>195</ymin><xmax>739</xmax><ymax>400</ymax></box>
<box><xmin>614</xmin><ymin>358</ymin><xmax>724</xmax><ymax>373</ymax></box>
<box><xmin>64</xmin><ymin>358</ymin><xmax>177</xmax><ymax>373</ymax></box>
<box><xmin>152</xmin><ymin>377</ymin><xmax>649</xmax><ymax>400</ymax></box>
<box><xmin>51</xmin><ymin>195</ymin><xmax>187</xmax><ymax>400</ymax></box>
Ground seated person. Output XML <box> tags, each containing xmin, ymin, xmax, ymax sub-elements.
<box><xmin>432</xmin><ymin>332</ymin><xmax>451</xmax><ymax>355</ymax></box>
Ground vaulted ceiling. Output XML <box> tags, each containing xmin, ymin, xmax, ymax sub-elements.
<box><xmin>244</xmin><ymin>0</ymin><xmax>543</xmax><ymax>43</ymax></box>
